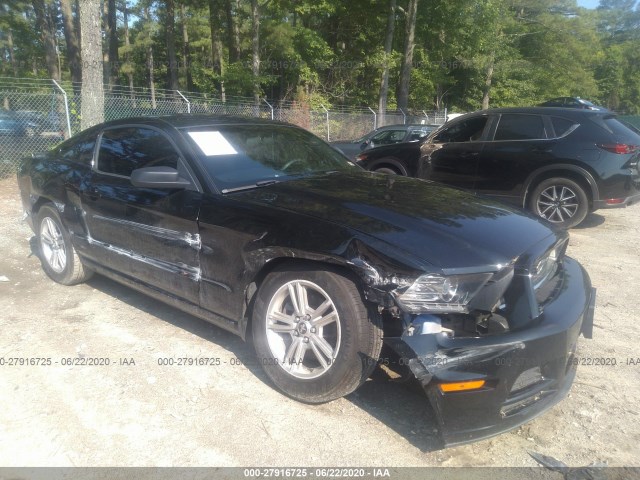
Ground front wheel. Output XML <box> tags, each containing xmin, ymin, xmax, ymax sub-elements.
<box><xmin>529</xmin><ymin>177</ymin><xmax>589</xmax><ymax>229</ymax></box>
<box><xmin>36</xmin><ymin>204</ymin><xmax>93</xmax><ymax>285</ymax></box>
<box><xmin>252</xmin><ymin>266</ymin><xmax>383</xmax><ymax>403</ymax></box>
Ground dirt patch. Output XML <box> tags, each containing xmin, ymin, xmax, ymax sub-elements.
<box><xmin>0</xmin><ymin>176</ymin><xmax>638</xmax><ymax>467</ymax></box>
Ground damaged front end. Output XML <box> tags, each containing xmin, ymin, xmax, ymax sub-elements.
<box><xmin>357</xmin><ymin>234</ymin><xmax>595</xmax><ymax>446</ymax></box>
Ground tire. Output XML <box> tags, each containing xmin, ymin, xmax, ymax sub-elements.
<box><xmin>529</xmin><ymin>177</ymin><xmax>589</xmax><ymax>229</ymax></box>
<box><xmin>375</xmin><ymin>167</ymin><xmax>399</xmax><ymax>175</ymax></box>
<box><xmin>252</xmin><ymin>265</ymin><xmax>383</xmax><ymax>403</ymax></box>
<box><xmin>36</xmin><ymin>204</ymin><xmax>93</xmax><ymax>285</ymax></box>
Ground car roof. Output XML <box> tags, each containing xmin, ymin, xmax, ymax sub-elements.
<box><xmin>377</xmin><ymin>123</ymin><xmax>435</xmax><ymax>129</ymax></box>
<box><xmin>97</xmin><ymin>114</ymin><xmax>293</xmax><ymax>130</ymax></box>
<box><xmin>454</xmin><ymin>107</ymin><xmax>610</xmax><ymax>119</ymax></box>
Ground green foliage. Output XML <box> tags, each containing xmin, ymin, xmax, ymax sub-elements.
<box><xmin>2</xmin><ymin>0</ymin><xmax>640</xmax><ymax>113</ymax></box>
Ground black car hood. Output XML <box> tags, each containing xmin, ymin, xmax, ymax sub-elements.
<box><xmin>233</xmin><ymin>171</ymin><xmax>556</xmax><ymax>270</ymax></box>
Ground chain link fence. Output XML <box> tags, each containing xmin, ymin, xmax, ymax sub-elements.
<box><xmin>0</xmin><ymin>77</ymin><xmax>446</xmax><ymax>178</ymax></box>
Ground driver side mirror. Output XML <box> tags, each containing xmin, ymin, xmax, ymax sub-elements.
<box><xmin>360</xmin><ymin>140</ymin><xmax>370</xmax><ymax>150</ymax></box>
<box><xmin>130</xmin><ymin>166</ymin><xmax>191</xmax><ymax>189</ymax></box>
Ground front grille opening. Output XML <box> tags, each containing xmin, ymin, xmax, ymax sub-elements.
<box><xmin>510</xmin><ymin>366</ymin><xmax>544</xmax><ymax>394</ymax></box>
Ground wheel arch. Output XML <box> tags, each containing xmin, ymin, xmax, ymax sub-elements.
<box><xmin>522</xmin><ymin>165</ymin><xmax>599</xmax><ymax>209</ymax></box>
<box><xmin>239</xmin><ymin>257</ymin><xmax>372</xmax><ymax>341</ymax></box>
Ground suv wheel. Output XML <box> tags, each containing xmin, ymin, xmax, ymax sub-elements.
<box><xmin>529</xmin><ymin>177</ymin><xmax>589</xmax><ymax>228</ymax></box>
<box><xmin>252</xmin><ymin>266</ymin><xmax>383</xmax><ymax>403</ymax></box>
<box><xmin>36</xmin><ymin>204</ymin><xmax>93</xmax><ymax>285</ymax></box>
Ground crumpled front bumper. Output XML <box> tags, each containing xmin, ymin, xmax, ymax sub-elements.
<box><xmin>385</xmin><ymin>257</ymin><xmax>595</xmax><ymax>447</ymax></box>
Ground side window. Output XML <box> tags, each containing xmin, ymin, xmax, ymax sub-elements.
<box><xmin>551</xmin><ymin>117</ymin><xmax>577</xmax><ymax>137</ymax></box>
<box><xmin>408</xmin><ymin>129</ymin><xmax>428</xmax><ymax>141</ymax></box>
<box><xmin>58</xmin><ymin>132</ymin><xmax>96</xmax><ymax>165</ymax></box>
<box><xmin>371</xmin><ymin>130</ymin><xmax>406</xmax><ymax>144</ymax></box>
<box><xmin>434</xmin><ymin>117</ymin><xmax>488</xmax><ymax>143</ymax></box>
<box><xmin>494</xmin><ymin>114</ymin><xmax>546</xmax><ymax>141</ymax></box>
<box><xmin>97</xmin><ymin>127</ymin><xmax>179</xmax><ymax>177</ymax></box>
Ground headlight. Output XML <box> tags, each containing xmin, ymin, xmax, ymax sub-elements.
<box><xmin>531</xmin><ymin>242</ymin><xmax>564</xmax><ymax>290</ymax></box>
<box><xmin>396</xmin><ymin>272</ymin><xmax>493</xmax><ymax>314</ymax></box>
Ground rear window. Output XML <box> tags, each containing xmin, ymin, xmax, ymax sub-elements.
<box><xmin>596</xmin><ymin>116</ymin><xmax>640</xmax><ymax>143</ymax></box>
<box><xmin>494</xmin><ymin>114</ymin><xmax>546</xmax><ymax>141</ymax></box>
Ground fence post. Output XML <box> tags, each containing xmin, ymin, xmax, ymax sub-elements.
<box><xmin>368</xmin><ymin>106</ymin><xmax>377</xmax><ymax>130</ymax></box>
<box><xmin>176</xmin><ymin>90</ymin><xmax>191</xmax><ymax>113</ymax></box>
<box><xmin>52</xmin><ymin>79</ymin><xmax>72</xmax><ymax>138</ymax></box>
<box><xmin>263</xmin><ymin>98</ymin><xmax>274</xmax><ymax>120</ymax></box>
<box><xmin>320</xmin><ymin>104</ymin><xmax>330</xmax><ymax>141</ymax></box>
<box><xmin>399</xmin><ymin>108</ymin><xmax>407</xmax><ymax>125</ymax></box>
<box><xmin>444</xmin><ymin>107</ymin><xmax>447</xmax><ymax>123</ymax></box>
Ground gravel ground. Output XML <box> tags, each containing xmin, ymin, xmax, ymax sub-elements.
<box><xmin>0</xmin><ymin>176</ymin><xmax>639</xmax><ymax>469</ymax></box>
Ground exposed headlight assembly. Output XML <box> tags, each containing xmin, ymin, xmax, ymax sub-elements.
<box><xmin>531</xmin><ymin>240</ymin><xmax>565</xmax><ymax>290</ymax></box>
<box><xmin>396</xmin><ymin>272</ymin><xmax>493</xmax><ymax>314</ymax></box>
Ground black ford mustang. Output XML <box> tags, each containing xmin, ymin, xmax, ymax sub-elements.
<box><xmin>17</xmin><ymin>115</ymin><xmax>595</xmax><ymax>446</ymax></box>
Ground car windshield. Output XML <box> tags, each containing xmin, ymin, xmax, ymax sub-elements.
<box><xmin>183</xmin><ymin>124</ymin><xmax>356</xmax><ymax>192</ymax></box>
<box><xmin>353</xmin><ymin>131</ymin><xmax>375</xmax><ymax>143</ymax></box>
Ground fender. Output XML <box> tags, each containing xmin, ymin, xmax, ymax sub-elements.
<box><xmin>522</xmin><ymin>163</ymin><xmax>599</xmax><ymax>207</ymax></box>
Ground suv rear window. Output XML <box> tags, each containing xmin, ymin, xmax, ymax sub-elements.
<box><xmin>494</xmin><ymin>114</ymin><xmax>546</xmax><ymax>141</ymax></box>
<box><xmin>597</xmin><ymin>116</ymin><xmax>640</xmax><ymax>143</ymax></box>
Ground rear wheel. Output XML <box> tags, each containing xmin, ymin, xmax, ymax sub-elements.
<box><xmin>252</xmin><ymin>266</ymin><xmax>383</xmax><ymax>403</ymax></box>
<box><xmin>529</xmin><ymin>177</ymin><xmax>589</xmax><ymax>229</ymax></box>
<box><xmin>36</xmin><ymin>204</ymin><xmax>93</xmax><ymax>285</ymax></box>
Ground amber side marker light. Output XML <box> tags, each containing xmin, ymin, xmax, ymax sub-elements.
<box><xmin>439</xmin><ymin>380</ymin><xmax>486</xmax><ymax>393</ymax></box>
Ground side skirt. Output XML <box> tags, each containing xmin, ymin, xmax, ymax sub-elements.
<box><xmin>81</xmin><ymin>256</ymin><xmax>241</xmax><ymax>337</ymax></box>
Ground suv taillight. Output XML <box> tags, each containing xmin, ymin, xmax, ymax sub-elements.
<box><xmin>597</xmin><ymin>143</ymin><xmax>639</xmax><ymax>154</ymax></box>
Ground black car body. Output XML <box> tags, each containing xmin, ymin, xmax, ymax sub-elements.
<box><xmin>17</xmin><ymin>115</ymin><xmax>594</xmax><ymax>446</ymax></box>
<box><xmin>356</xmin><ymin>107</ymin><xmax>640</xmax><ymax>228</ymax></box>
<box><xmin>331</xmin><ymin>124</ymin><xmax>438</xmax><ymax>159</ymax></box>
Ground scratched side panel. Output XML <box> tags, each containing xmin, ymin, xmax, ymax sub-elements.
<box><xmin>80</xmin><ymin>173</ymin><xmax>202</xmax><ymax>304</ymax></box>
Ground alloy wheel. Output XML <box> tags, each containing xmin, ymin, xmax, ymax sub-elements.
<box><xmin>39</xmin><ymin>217</ymin><xmax>67</xmax><ymax>273</ymax></box>
<box><xmin>537</xmin><ymin>185</ymin><xmax>579</xmax><ymax>223</ymax></box>
<box><xmin>265</xmin><ymin>280</ymin><xmax>341</xmax><ymax>379</ymax></box>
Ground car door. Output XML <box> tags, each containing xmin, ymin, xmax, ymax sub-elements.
<box><xmin>416</xmin><ymin>115</ymin><xmax>490</xmax><ymax>189</ymax></box>
<box><xmin>80</xmin><ymin>125</ymin><xmax>202</xmax><ymax>304</ymax></box>
<box><xmin>474</xmin><ymin>113</ymin><xmax>553</xmax><ymax>202</ymax></box>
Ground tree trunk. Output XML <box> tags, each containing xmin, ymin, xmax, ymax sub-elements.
<box><xmin>79</xmin><ymin>0</ymin><xmax>104</xmax><ymax>129</ymax></box>
<box><xmin>60</xmin><ymin>0</ymin><xmax>82</xmax><ymax>94</ymax></box>
<box><xmin>378</xmin><ymin>0</ymin><xmax>396</xmax><ymax>123</ymax></box>
<box><xmin>7</xmin><ymin>28</ymin><xmax>17</xmax><ymax>76</ymax></box>
<box><xmin>166</xmin><ymin>0</ymin><xmax>179</xmax><ymax>91</ymax></box>
<box><xmin>251</xmin><ymin>0</ymin><xmax>261</xmax><ymax>108</ymax></box>
<box><xmin>397</xmin><ymin>0</ymin><xmax>418</xmax><ymax>112</ymax></box>
<box><xmin>481</xmin><ymin>52</ymin><xmax>495</xmax><ymax>110</ymax></box>
<box><xmin>144</xmin><ymin>6</ymin><xmax>156</xmax><ymax>110</ymax></box>
<box><xmin>107</xmin><ymin>0</ymin><xmax>119</xmax><ymax>88</ymax></box>
<box><xmin>208</xmin><ymin>0</ymin><xmax>225</xmax><ymax>101</ymax></box>
<box><xmin>102</xmin><ymin>0</ymin><xmax>110</xmax><ymax>84</ymax></box>
<box><xmin>123</xmin><ymin>0</ymin><xmax>136</xmax><ymax>107</ymax></box>
<box><xmin>181</xmin><ymin>4</ymin><xmax>193</xmax><ymax>91</ymax></box>
<box><xmin>225</xmin><ymin>0</ymin><xmax>241</xmax><ymax>63</ymax></box>
<box><xmin>33</xmin><ymin>0</ymin><xmax>60</xmax><ymax>81</ymax></box>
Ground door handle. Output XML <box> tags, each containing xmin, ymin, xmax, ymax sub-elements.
<box><xmin>531</xmin><ymin>147</ymin><xmax>552</xmax><ymax>154</ymax></box>
<box><xmin>459</xmin><ymin>152</ymin><xmax>480</xmax><ymax>158</ymax></box>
